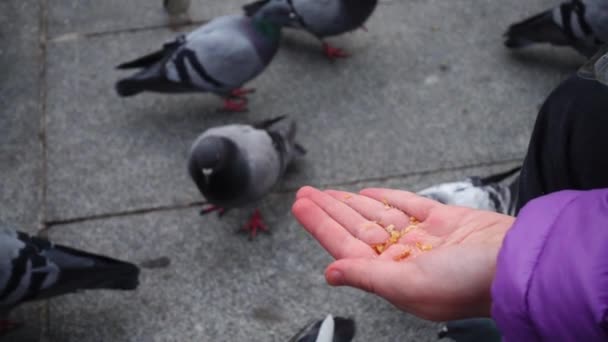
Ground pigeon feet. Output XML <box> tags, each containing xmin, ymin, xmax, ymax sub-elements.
<box><xmin>200</xmin><ymin>205</ymin><xmax>228</xmax><ymax>218</ymax></box>
<box><xmin>220</xmin><ymin>98</ymin><xmax>248</xmax><ymax>112</ymax></box>
<box><xmin>323</xmin><ymin>42</ymin><xmax>349</xmax><ymax>60</ymax></box>
<box><xmin>218</xmin><ymin>88</ymin><xmax>256</xmax><ymax>112</ymax></box>
<box><xmin>242</xmin><ymin>209</ymin><xmax>269</xmax><ymax>240</ymax></box>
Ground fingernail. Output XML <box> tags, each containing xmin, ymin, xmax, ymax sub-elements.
<box><xmin>327</xmin><ymin>269</ymin><xmax>344</xmax><ymax>286</ymax></box>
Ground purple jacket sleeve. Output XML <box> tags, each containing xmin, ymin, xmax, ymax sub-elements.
<box><xmin>491</xmin><ymin>190</ymin><xmax>608</xmax><ymax>341</ymax></box>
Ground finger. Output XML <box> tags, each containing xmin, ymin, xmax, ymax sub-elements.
<box><xmin>295</xmin><ymin>186</ymin><xmax>317</xmax><ymax>200</ymax></box>
<box><xmin>303</xmin><ymin>188</ymin><xmax>389</xmax><ymax>244</ymax></box>
<box><xmin>292</xmin><ymin>198</ymin><xmax>377</xmax><ymax>259</ymax></box>
<box><xmin>325</xmin><ymin>258</ymin><xmax>418</xmax><ymax>301</ymax></box>
<box><xmin>360</xmin><ymin>188</ymin><xmax>442</xmax><ymax>221</ymax></box>
<box><xmin>326</xmin><ymin>190</ymin><xmax>412</xmax><ymax>230</ymax></box>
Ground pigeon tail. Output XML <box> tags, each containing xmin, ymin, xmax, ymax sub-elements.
<box><xmin>332</xmin><ymin>317</ymin><xmax>356</xmax><ymax>342</ymax></box>
<box><xmin>115</xmin><ymin>65</ymin><xmax>189</xmax><ymax>97</ymax></box>
<box><xmin>115</xmin><ymin>78</ymin><xmax>146</xmax><ymax>97</ymax></box>
<box><xmin>289</xmin><ymin>315</ymin><xmax>355</xmax><ymax>342</ymax></box>
<box><xmin>477</xmin><ymin>166</ymin><xmax>521</xmax><ymax>186</ymax></box>
<box><xmin>116</xmin><ymin>49</ymin><xmax>166</xmax><ymax>70</ymax></box>
<box><xmin>504</xmin><ymin>9</ymin><xmax>570</xmax><ymax>48</ymax></box>
<box><xmin>34</xmin><ymin>243</ymin><xmax>140</xmax><ymax>300</ymax></box>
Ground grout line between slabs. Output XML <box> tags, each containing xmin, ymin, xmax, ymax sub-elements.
<box><xmin>37</xmin><ymin>0</ymin><xmax>49</xmax><ymax>236</ymax></box>
<box><xmin>312</xmin><ymin>157</ymin><xmax>523</xmax><ymax>189</ymax></box>
<box><xmin>44</xmin><ymin>157</ymin><xmax>522</xmax><ymax>227</ymax></box>
<box><xmin>37</xmin><ymin>0</ymin><xmax>50</xmax><ymax>340</ymax></box>
<box><xmin>48</xmin><ymin>19</ymin><xmax>210</xmax><ymax>43</ymax></box>
<box><xmin>45</xmin><ymin>201</ymin><xmax>206</xmax><ymax>227</ymax></box>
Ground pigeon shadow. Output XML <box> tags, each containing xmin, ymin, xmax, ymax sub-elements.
<box><xmin>279</xmin><ymin>30</ymin><xmax>360</xmax><ymax>66</ymax></box>
<box><xmin>504</xmin><ymin>47</ymin><xmax>586</xmax><ymax>75</ymax></box>
<box><xmin>280</xmin><ymin>31</ymin><xmax>327</xmax><ymax>60</ymax></box>
<box><xmin>123</xmin><ymin>94</ymin><xmax>253</xmax><ymax>140</ymax></box>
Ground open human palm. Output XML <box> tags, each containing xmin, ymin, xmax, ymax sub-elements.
<box><xmin>292</xmin><ymin>186</ymin><xmax>515</xmax><ymax>321</ymax></box>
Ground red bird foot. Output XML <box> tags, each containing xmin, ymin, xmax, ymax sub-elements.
<box><xmin>219</xmin><ymin>97</ymin><xmax>248</xmax><ymax>113</ymax></box>
<box><xmin>0</xmin><ymin>320</ymin><xmax>22</xmax><ymax>334</ymax></box>
<box><xmin>322</xmin><ymin>42</ymin><xmax>350</xmax><ymax>60</ymax></box>
<box><xmin>200</xmin><ymin>205</ymin><xmax>228</xmax><ymax>218</ymax></box>
<box><xmin>242</xmin><ymin>209</ymin><xmax>269</xmax><ymax>240</ymax></box>
<box><xmin>218</xmin><ymin>88</ymin><xmax>256</xmax><ymax>112</ymax></box>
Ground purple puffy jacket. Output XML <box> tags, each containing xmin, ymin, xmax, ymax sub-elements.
<box><xmin>492</xmin><ymin>190</ymin><xmax>608</xmax><ymax>341</ymax></box>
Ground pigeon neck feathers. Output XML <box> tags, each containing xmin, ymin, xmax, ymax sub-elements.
<box><xmin>253</xmin><ymin>19</ymin><xmax>282</xmax><ymax>40</ymax></box>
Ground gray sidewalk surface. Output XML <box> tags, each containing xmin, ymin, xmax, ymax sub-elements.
<box><xmin>1</xmin><ymin>0</ymin><xmax>583</xmax><ymax>341</ymax></box>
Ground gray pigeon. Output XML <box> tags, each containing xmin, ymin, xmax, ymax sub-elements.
<box><xmin>244</xmin><ymin>0</ymin><xmax>378</xmax><ymax>59</ymax></box>
<box><xmin>188</xmin><ymin>116</ymin><xmax>306</xmax><ymax>238</ymax></box>
<box><xmin>0</xmin><ymin>227</ymin><xmax>139</xmax><ymax>332</ymax></box>
<box><xmin>422</xmin><ymin>170</ymin><xmax>518</xmax><ymax>342</ymax></box>
<box><xmin>115</xmin><ymin>3</ymin><xmax>293</xmax><ymax>112</ymax></box>
<box><xmin>417</xmin><ymin>167</ymin><xmax>520</xmax><ymax>216</ymax></box>
<box><xmin>578</xmin><ymin>43</ymin><xmax>608</xmax><ymax>84</ymax></box>
<box><xmin>438</xmin><ymin>318</ymin><xmax>501</xmax><ymax>342</ymax></box>
<box><xmin>504</xmin><ymin>0</ymin><xmax>608</xmax><ymax>57</ymax></box>
<box><xmin>289</xmin><ymin>314</ymin><xmax>356</xmax><ymax>342</ymax></box>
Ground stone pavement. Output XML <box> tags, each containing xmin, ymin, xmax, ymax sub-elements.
<box><xmin>1</xmin><ymin>0</ymin><xmax>584</xmax><ymax>341</ymax></box>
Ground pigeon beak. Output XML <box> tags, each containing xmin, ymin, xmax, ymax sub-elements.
<box><xmin>202</xmin><ymin>168</ymin><xmax>214</xmax><ymax>177</ymax></box>
<box><xmin>578</xmin><ymin>45</ymin><xmax>608</xmax><ymax>84</ymax></box>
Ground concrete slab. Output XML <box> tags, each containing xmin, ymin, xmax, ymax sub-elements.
<box><xmin>47</xmin><ymin>190</ymin><xmax>442</xmax><ymax>342</ymax></box>
<box><xmin>0</xmin><ymin>0</ymin><xmax>43</xmax><ymax>232</ymax></box>
<box><xmin>48</xmin><ymin>0</ymin><xmax>246</xmax><ymax>39</ymax></box>
<box><xmin>46</xmin><ymin>0</ymin><xmax>579</xmax><ymax>221</ymax></box>
<box><xmin>0</xmin><ymin>2</ymin><xmax>46</xmax><ymax>340</ymax></box>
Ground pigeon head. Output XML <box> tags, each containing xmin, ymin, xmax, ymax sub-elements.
<box><xmin>188</xmin><ymin>136</ymin><xmax>236</xmax><ymax>189</ymax></box>
<box><xmin>244</xmin><ymin>0</ymin><xmax>296</xmax><ymax>27</ymax></box>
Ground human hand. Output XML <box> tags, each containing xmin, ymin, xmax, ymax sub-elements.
<box><xmin>292</xmin><ymin>186</ymin><xmax>515</xmax><ymax>321</ymax></box>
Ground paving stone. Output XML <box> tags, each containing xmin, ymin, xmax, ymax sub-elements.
<box><xmin>48</xmin><ymin>0</ymin><xmax>249</xmax><ymax>39</ymax></box>
<box><xmin>0</xmin><ymin>0</ymin><xmax>43</xmax><ymax>232</ymax></box>
<box><xmin>0</xmin><ymin>3</ymin><xmax>46</xmax><ymax>341</ymax></box>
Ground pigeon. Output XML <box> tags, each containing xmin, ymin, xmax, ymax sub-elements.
<box><xmin>421</xmin><ymin>169</ymin><xmax>518</xmax><ymax>342</ymax></box>
<box><xmin>504</xmin><ymin>0</ymin><xmax>608</xmax><ymax>57</ymax></box>
<box><xmin>0</xmin><ymin>226</ymin><xmax>139</xmax><ymax>332</ymax></box>
<box><xmin>243</xmin><ymin>0</ymin><xmax>378</xmax><ymax>59</ymax></box>
<box><xmin>438</xmin><ymin>318</ymin><xmax>501</xmax><ymax>342</ymax></box>
<box><xmin>578</xmin><ymin>43</ymin><xmax>608</xmax><ymax>84</ymax></box>
<box><xmin>188</xmin><ymin>116</ymin><xmax>306</xmax><ymax>238</ymax></box>
<box><xmin>115</xmin><ymin>2</ymin><xmax>294</xmax><ymax>112</ymax></box>
<box><xmin>417</xmin><ymin>167</ymin><xmax>521</xmax><ymax>216</ymax></box>
<box><xmin>289</xmin><ymin>314</ymin><xmax>356</xmax><ymax>342</ymax></box>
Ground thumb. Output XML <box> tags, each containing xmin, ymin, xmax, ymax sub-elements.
<box><xmin>325</xmin><ymin>258</ymin><xmax>414</xmax><ymax>298</ymax></box>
